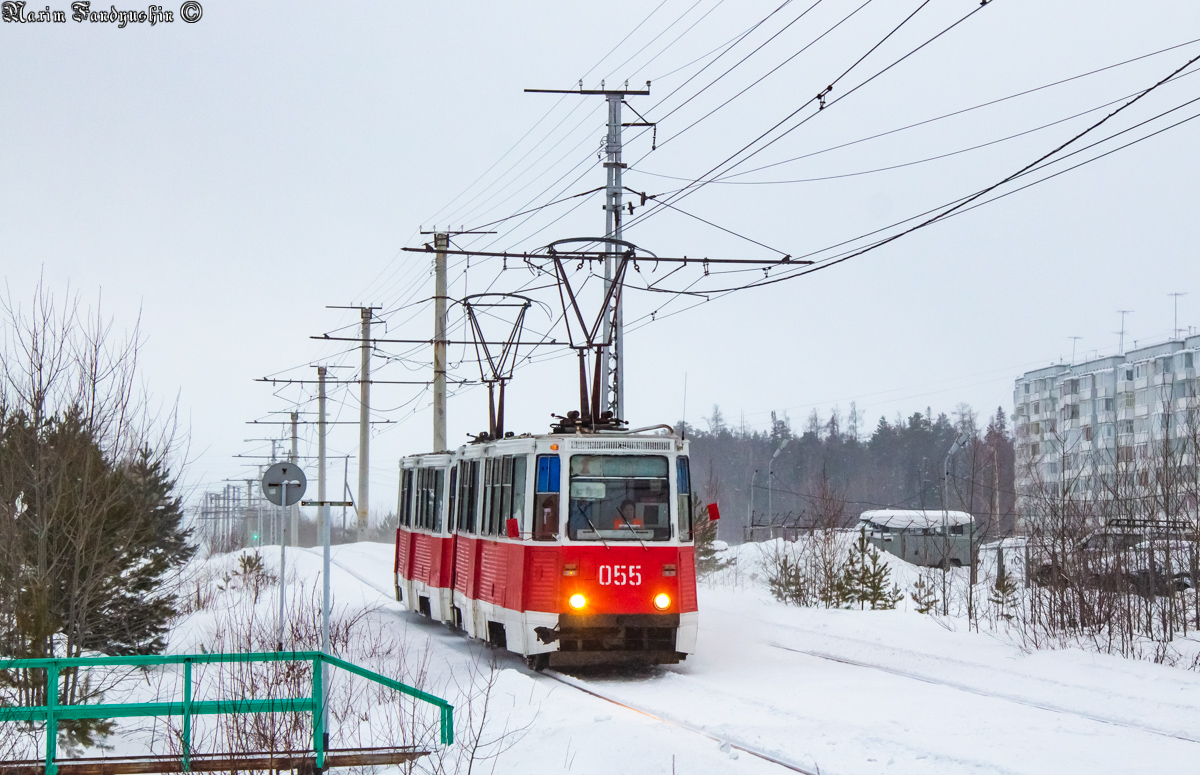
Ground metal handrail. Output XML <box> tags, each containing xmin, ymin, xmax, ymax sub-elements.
<box><xmin>0</xmin><ymin>651</ymin><xmax>454</xmax><ymax>774</ymax></box>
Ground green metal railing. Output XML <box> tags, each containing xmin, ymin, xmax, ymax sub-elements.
<box><xmin>0</xmin><ymin>651</ymin><xmax>454</xmax><ymax>774</ymax></box>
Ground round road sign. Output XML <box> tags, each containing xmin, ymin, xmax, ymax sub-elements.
<box><xmin>261</xmin><ymin>462</ymin><xmax>307</xmax><ymax>506</ymax></box>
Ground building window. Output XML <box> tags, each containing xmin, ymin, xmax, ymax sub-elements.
<box><xmin>1070</xmin><ymin>404</ymin><xmax>1080</xmax><ymax>420</ymax></box>
<box><xmin>1125</xmin><ymin>393</ymin><xmax>1135</xmax><ymax>408</ymax></box>
<box><xmin>1033</xmin><ymin>401</ymin><xmax>1040</xmax><ymax>414</ymax></box>
<box><xmin>1122</xmin><ymin>420</ymin><xmax>1134</xmax><ymax>434</ymax></box>
<box><xmin>1104</xmin><ymin>398</ymin><xmax>1114</xmax><ymax>412</ymax></box>
<box><xmin>1185</xmin><ymin>353</ymin><xmax>1194</xmax><ymax>369</ymax></box>
<box><xmin>1032</xmin><ymin>422</ymin><xmax>1040</xmax><ymax>435</ymax></box>
<box><xmin>1024</xmin><ymin>383</ymin><xmax>1030</xmax><ymax>394</ymax></box>
<box><xmin>1084</xmin><ymin>425</ymin><xmax>1093</xmax><ymax>442</ymax></box>
<box><xmin>1031</xmin><ymin>442</ymin><xmax>1040</xmax><ymax>456</ymax></box>
<box><xmin>1125</xmin><ymin>368</ymin><xmax>1134</xmax><ymax>381</ymax></box>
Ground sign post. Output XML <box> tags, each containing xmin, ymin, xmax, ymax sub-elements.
<box><xmin>262</xmin><ymin>463</ymin><xmax>307</xmax><ymax>652</ymax></box>
<box><xmin>301</xmin><ymin>497</ymin><xmax>353</xmax><ymax>752</ymax></box>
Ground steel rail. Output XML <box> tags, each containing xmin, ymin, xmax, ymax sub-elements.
<box><xmin>538</xmin><ymin>670</ymin><xmax>821</xmax><ymax>774</ymax></box>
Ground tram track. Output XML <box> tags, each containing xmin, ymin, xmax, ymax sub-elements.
<box><xmin>769</xmin><ymin>641</ymin><xmax>1200</xmax><ymax>746</ymax></box>
<box><xmin>538</xmin><ymin>669</ymin><xmax>822</xmax><ymax>775</ymax></box>
<box><xmin>308</xmin><ymin>548</ymin><xmax>821</xmax><ymax>773</ymax></box>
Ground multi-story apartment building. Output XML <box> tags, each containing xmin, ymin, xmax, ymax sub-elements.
<box><xmin>1012</xmin><ymin>335</ymin><xmax>1200</xmax><ymax>531</ymax></box>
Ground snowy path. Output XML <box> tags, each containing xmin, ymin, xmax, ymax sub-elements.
<box><xmin>309</xmin><ymin>544</ymin><xmax>1200</xmax><ymax>774</ymax></box>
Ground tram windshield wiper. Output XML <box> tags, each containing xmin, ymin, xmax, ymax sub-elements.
<box><xmin>577</xmin><ymin>505</ymin><xmax>609</xmax><ymax>549</ymax></box>
<box><xmin>615</xmin><ymin>513</ymin><xmax>648</xmax><ymax>551</ymax></box>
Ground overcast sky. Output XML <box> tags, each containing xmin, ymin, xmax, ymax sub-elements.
<box><xmin>4</xmin><ymin>0</ymin><xmax>1200</xmax><ymax>514</ymax></box>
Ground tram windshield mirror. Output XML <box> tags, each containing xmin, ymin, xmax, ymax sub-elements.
<box><xmin>568</xmin><ymin>454</ymin><xmax>671</xmax><ymax>542</ymax></box>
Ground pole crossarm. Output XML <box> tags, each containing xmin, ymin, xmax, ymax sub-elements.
<box><xmin>246</xmin><ymin>420</ymin><xmax>395</xmax><ymax>426</ymax></box>
<box><xmin>0</xmin><ymin>651</ymin><xmax>454</xmax><ymax>774</ymax></box>
<box><xmin>399</xmin><ymin>245</ymin><xmax>812</xmax><ymax>265</ymax></box>
<box><xmin>256</xmin><ymin>378</ymin><xmax>472</xmax><ymax>385</ymax></box>
<box><xmin>312</xmin><ymin>334</ymin><xmax>559</xmax><ymax>346</ymax></box>
<box><xmin>525</xmin><ymin>86</ymin><xmax>650</xmax><ymax>96</ymax></box>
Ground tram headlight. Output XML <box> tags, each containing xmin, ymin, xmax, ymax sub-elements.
<box><xmin>568</xmin><ymin>593</ymin><xmax>587</xmax><ymax>610</ymax></box>
<box><xmin>653</xmin><ymin>593</ymin><xmax>671</xmax><ymax>611</ymax></box>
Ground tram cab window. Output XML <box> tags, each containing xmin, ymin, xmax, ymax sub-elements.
<box><xmin>455</xmin><ymin>460</ymin><xmax>480</xmax><ymax>534</ymax></box>
<box><xmin>677</xmin><ymin>456</ymin><xmax>693</xmax><ymax>542</ymax></box>
<box><xmin>568</xmin><ymin>455</ymin><xmax>670</xmax><ymax>542</ymax></box>
<box><xmin>534</xmin><ymin>455</ymin><xmax>561</xmax><ymax>541</ymax></box>
<box><xmin>481</xmin><ymin>455</ymin><xmax>528</xmax><ymax>537</ymax></box>
<box><xmin>399</xmin><ymin>468</ymin><xmax>414</xmax><ymax>528</ymax></box>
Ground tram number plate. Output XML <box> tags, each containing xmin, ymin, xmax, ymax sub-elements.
<box><xmin>598</xmin><ymin>564</ymin><xmax>642</xmax><ymax>586</ymax></box>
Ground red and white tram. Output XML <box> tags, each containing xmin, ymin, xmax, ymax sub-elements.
<box><xmin>393</xmin><ymin>428</ymin><xmax>699</xmax><ymax>669</ymax></box>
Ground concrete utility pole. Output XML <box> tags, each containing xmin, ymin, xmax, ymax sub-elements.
<box><xmin>1117</xmin><ymin>310</ymin><xmax>1133</xmax><ymax>355</ymax></box>
<box><xmin>317</xmin><ymin>367</ymin><xmax>327</xmax><ymax>506</ymax></box>
<box><xmin>244</xmin><ymin>479</ymin><xmax>254</xmax><ymax>544</ymax></box>
<box><xmin>747</xmin><ymin>468</ymin><xmax>759</xmax><ymax>542</ymax></box>
<box><xmin>433</xmin><ymin>233</ymin><xmax>449</xmax><ymax>452</ymax></box>
<box><xmin>942</xmin><ymin>431</ymin><xmax>970</xmax><ymax>615</ymax></box>
<box><xmin>768</xmin><ymin>438</ymin><xmax>790</xmax><ymax>528</ymax></box>
<box><xmin>358</xmin><ymin>307</ymin><xmax>375</xmax><ymax>534</ymax></box>
<box><xmin>290</xmin><ymin>411</ymin><xmax>299</xmax><ymax>546</ymax></box>
<box><xmin>524</xmin><ymin>81</ymin><xmax>650</xmax><ymax>421</ymax></box>
<box><xmin>1170</xmin><ymin>293</ymin><xmax>1187</xmax><ymax>339</ymax></box>
<box><xmin>602</xmin><ymin>91</ymin><xmax>626</xmax><ymax>419</ymax></box>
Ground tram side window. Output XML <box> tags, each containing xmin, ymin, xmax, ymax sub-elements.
<box><xmin>677</xmin><ymin>456</ymin><xmax>693</xmax><ymax>542</ymax></box>
<box><xmin>499</xmin><ymin>455</ymin><xmax>513</xmax><ymax>530</ymax></box>
<box><xmin>412</xmin><ymin>468</ymin><xmax>426</xmax><ymax>529</ymax></box>
<box><xmin>534</xmin><ymin>455</ymin><xmax>560</xmax><ymax>541</ymax></box>
<box><xmin>399</xmin><ymin>469</ymin><xmax>414</xmax><ymax>528</ymax></box>
<box><xmin>481</xmin><ymin>458</ymin><xmax>497</xmax><ymax>535</ymax></box>
<box><xmin>431</xmin><ymin>468</ymin><xmax>445</xmax><ymax>532</ymax></box>
<box><xmin>446</xmin><ymin>466</ymin><xmax>458</xmax><ymax>533</ymax></box>
<box><xmin>456</xmin><ymin>460</ymin><xmax>479</xmax><ymax>533</ymax></box>
<box><xmin>480</xmin><ymin>455</ymin><xmax>528</xmax><ymax>536</ymax></box>
<box><xmin>413</xmin><ymin>468</ymin><xmax>445</xmax><ymax>533</ymax></box>
<box><xmin>511</xmin><ymin>455</ymin><xmax>527</xmax><ymax>536</ymax></box>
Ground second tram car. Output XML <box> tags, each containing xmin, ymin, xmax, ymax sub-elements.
<box><xmin>393</xmin><ymin>429</ymin><xmax>699</xmax><ymax>669</ymax></box>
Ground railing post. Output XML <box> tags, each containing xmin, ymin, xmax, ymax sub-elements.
<box><xmin>312</xmin><ymin>656</ymin><xmax>325</xmax><ymax>771</ymax></box>
<box><xmin>442</xmin><ymin>703</ymin><xmax>454</xmax><ymax>746</ymax></box>
<box><xmin>46</xmin><ymin>663</ymin><xmax>59</xmax><ymax>775</ymax></box>
<box><xmin>182</xmin><ymin>659</ymin><xmax>192</xmax><ymax>772</ymax></box>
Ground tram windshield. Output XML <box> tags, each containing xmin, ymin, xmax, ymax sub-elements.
<box><xmin>568</xmin><ymin>455</ymin><xmax>671</xmax><ymax>541</ymax></box>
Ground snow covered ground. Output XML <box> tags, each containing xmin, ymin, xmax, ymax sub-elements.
<box><xmin>37</xmin><ymin>541</ymin><xmax>1200</xmax><ymax>774</ymax></box>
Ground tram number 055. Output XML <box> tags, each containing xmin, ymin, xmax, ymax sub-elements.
<box><xmin>598</xmin><ymin>565</ymin><xmax>642</xmax><ymax>586</ymax></box>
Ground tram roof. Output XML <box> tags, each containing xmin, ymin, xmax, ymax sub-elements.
<box><xmin>399</xmin><ymin>429</ymin><xmax>686</xmax><ymax>464</ymax></box>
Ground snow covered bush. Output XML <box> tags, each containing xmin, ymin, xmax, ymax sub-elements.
<box><xmin>146</xmin><ymin>550</ymin><xmax>529</xmax><ymax>772</ymax></box>
<box><xmin>760</xmin><ymin>530</ymin><xmax>852</xmax><ymax>608</ymax></box>
<box><xmin>838</xmin><ymin>528</ymin><xmax>903</xmax><ymax>610</ymax></box>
